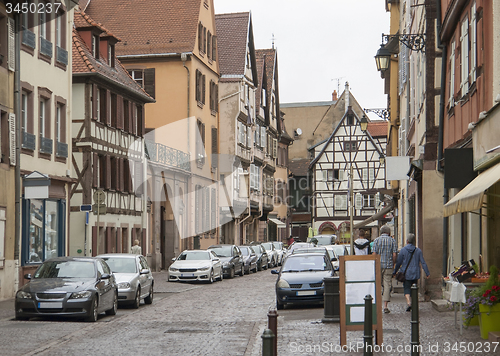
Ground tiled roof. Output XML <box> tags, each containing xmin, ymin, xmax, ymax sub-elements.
<box><xmin>74</xmin><ymin>10</ymin><xmax>120</xmax><ymax>40</ymax></box>
<box><xmin>256</xmin><ymin>48</ymin><xmax>276</xmax><ymax>96</ymax></box>
<box><xmin>72</xmin><ymin>20</ymin><xmax>153</xmax><ymax>102</ymax></box>
<box><xmin>367</xmin><ymin>121</ymin><xmax>388</xmax><ymax>137</ymax></box>
<box><xmin>289</xmin><ymin>159</ymin><xmax>311</xmax><ymax>176</ymax></box>
<box><xmin>215</xmin><ymin>12</ymin><xmax>250</xmax><ymax>78</ymax></box>
<box><xmin>83</xmin><ymin>0</ymin><xmax>201</xmax><ymax>56</ymax></box>
<box><xmin>255</xmin><ymin>51</ymin><xmax>265</xmax><ymax>107</ymax></box>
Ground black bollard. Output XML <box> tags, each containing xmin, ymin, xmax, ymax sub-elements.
<box><xmin>268</xmin><ymin>309</ymin><xmax>278</xmax><ymax>356</ymax></box>
<box><xmin>363</xmin><ymin>294</ymin><xmax>373</xmax><ymax>356</ymax></box>
<box><xmin>262</xmin><ymin>329</ymin><xmax>275</xmax><ymax>356</ymax></box>
<box><xmin>411</xmin><ymin>283</ymin><xmax>420</xmax><ymax>356</ymax></box>
<box><xmin>322</xmin><ymin>276</ymin><xmax>340</xmax><ymax>322</ymax></box>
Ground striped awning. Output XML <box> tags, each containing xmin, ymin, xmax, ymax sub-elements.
<box><xmin>444</xmin><ymin>162</ymin><xmax>500</xmax><ymax>217</ymax></box>
<box><xmin>268</xmin><ymin>218</ymin><xmax>286</xmax><ymax>228</ymax></box>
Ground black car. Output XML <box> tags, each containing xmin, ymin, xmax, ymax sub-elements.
<box><xmin>208</xmin><ymin>245</ymin><xmax>244</xmax><ymax>278</ymax></box>
<box><xmin>250</xmin><ymin>244</ymin><xmax>269</xmax><ymax>271</ymax></box>
<box><xmin>15</xmin><ymin>257</ymin><xmax>118</xmax><ymax>322</ymax></box>
<box><xmin>239</xmin><ymin>246</ymin><xmax>258</xmax><ymax>274</ymax></box>
<box><xmin>272</xmin><ymin>252</ymin><xmax>334</xmax><ymax>310</ymax></box>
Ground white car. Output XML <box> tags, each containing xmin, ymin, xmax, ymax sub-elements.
<box><xmin>261</xmin><ymin>242</ymin><xmax>278</xmax><ymax>267</ymax></box>
<box><xmin>272</xmin><ymin>241</ymin><xmax>285</xmax><ymax>265</ymax></box>
<box><xmin>169</xmin><ymin>250</ymin><xmax>223</xmax><ymax>283</ymax></box>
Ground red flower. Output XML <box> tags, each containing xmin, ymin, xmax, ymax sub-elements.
<box><xmin>490</xmin><ymin>296</ymin><xmax>497</xmax><ymax>302</ymax></box>
<box><xmin>492</xmin><ymin>285</ymin><xmax>500</xmax><ymax>292</ymax></box>
<box><xmin>484</xmin><ymin>289</ymin><xmax>492</xmax><ymax>296</ymax></box>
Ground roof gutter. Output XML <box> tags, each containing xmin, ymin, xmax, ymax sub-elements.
<box><xmin>117</xmin><ymin>52</ymin><xmax>190</xmax><ymax>60</ymax></box>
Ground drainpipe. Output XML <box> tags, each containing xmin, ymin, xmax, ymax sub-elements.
<box><xmin>14</xmin><ymin>13</ymin><xmax>21</xmax><ymax>290</ymax></box>
<box><xmin>181</xmin><ymin>53</ymin><xmax>190</xmax><ymax>153</ymax></box>
<box><xmin>436</xmin><ymin>0</ymin><xmax>449</xmax><ymax>278</ymax></box>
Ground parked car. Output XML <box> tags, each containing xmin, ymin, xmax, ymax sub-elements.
<box><xmin>15</xmin><ymin>257</ymin><xmax>118</xmax><ymax>322</ymax></box>
<box><xmin>285</xmin><ymin>242</ymin><xmax>316</xmax><ymax>258</ymax></box>
<box><xmin>98</xmin><ymin>253</ymin><xmax>154</xmax><ymax>308</ymax></box>
<box><xmin>239</xmin><ymin>246</ymin><xmax>258</xmax><ymax>274</ymax></box>
<box><xmin>208</xmin><ymin>245</ymin><xmax>244</xmax><ymax>278</ymax></box>
<box><xmin>169</xmin><ymin>250</ymin><xmax>223</xmax><ymax>283</ymax></box>
<box><xmin>261</xmin><ymin>242</ymin><xmax>278</xmax><ymax>267</ymax></box>
<box><xmin>251</xmin><ymin>244</ymin><xmax>269</xmax><ymax>271</ymax></box>
<box><xmin>272</xmin><ymin>241</ymin><xmax>285</xmax><ymax>265</ymax></box>
<box><xmin>307</xmin><ymin>234</ymin><xmax>337</xmax><ymax>246</ymax></box>
<box><xmin>272</xmin><ymin>252</ymin><xmax>334</xmax><ymax>310</ymax></box>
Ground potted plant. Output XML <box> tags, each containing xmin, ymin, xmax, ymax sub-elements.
<box><xmin>468</xmin><ymin>265</ymin><xmax>500</xmax><ymax>339</ymax></box>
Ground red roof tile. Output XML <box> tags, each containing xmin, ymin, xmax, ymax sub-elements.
<box><xmin>83</xmin><ymin>0</ymin><xmax>202</xmax><ymax>56</ymax></box>
<box><xmin>215</xmin><ymin>12</ymin><xmax>250</xmax><ymax>77</ymax></box>
<box><xmin>367</xmin><ymin>121</ymin><xmax>388</xmax><ymax>137</ymax></box>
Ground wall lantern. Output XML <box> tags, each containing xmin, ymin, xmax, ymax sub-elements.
<box><xmin>359</xmin><ymin>114</ymin><xmax>369</xmax><ymax>132</ymax></box>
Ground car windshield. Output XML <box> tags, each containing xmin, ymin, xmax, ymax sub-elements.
<box><xmin>289</xmin><ymin>243</ymin><xmax>315</xmax><ymax>253</ymax></box>
<box><xmin>281</xmin><ymin>255</ymin><xmax>330</xmax><ymax>272</ymax></box>
<box><xmin>252</xmin><ymin>245</ymin><xmax>262</xmax><ymax>254</ymax></box>
<box><xmin>240</xmin><ymin>248</ymin><xmax>249</xmax><ymax>256</ymax></box>
<box><xmin>261</xmin><ymin>243</ymin><xmax>273</xmax><ymax>251</ymax></box>
<box><xmin>324</xmin><ymin>248</ymin><xmax>337</xmax><ymax>260</ymax></box>
<box><xmin>272</xmin><ymin>242</ymin><xmax>281</xmax><ymax>250</ymax></box>
<box><xmin>292</xmin><ymin>248</ymin><xmax>326</xmax><ymax>255</ymax></box>
<box><xmin>102</xmin><ymin>257</ymin><xmax>137</xmax><ymax>273</ymax></box>
<box><xmin>308</xmin><ymin>236</ymin><xmax>334</xmax><ymax>246</ymax></box>
<box><xmin>209</xmin><ymin>246</ymin><xmax>232</xmax><ymax>257</ymax></box>
<box><xmin>178</xmin><ymin>251</ymin><xmax>210</xmax><ymax>260</ymax></box>
<box><xmin>34</xmin><ymin>260</ymin><xmax>96</xmax><ymax>279</ymax></box>
<box><xmin>331</xmin><ymin>246</ymin><xmax>346</xmax><ymax>256</ymax></box>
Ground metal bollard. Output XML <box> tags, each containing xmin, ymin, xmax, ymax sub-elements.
<box><xmin>268</xmin><ymin>309</ymin><xmax>278</xmax><ymax>356</ymax></box>
<box><xmin>322</xmin><ymin>276</ymin><xmax>340</xmax><ymax>322</ymax></box>
<box><xmin>262</xmin><ymin>329</ymin><xmax>275</xmax><ymax>356</ymax></box>
<box><xmin>363</xmin><ymin>294</ymin><xmax>373</xmax><ymax>356</ymax></box>
<box><xmin>411</xmin><ymin>283</ymin><xmax>420</xmax><ymax>356</ymax></box>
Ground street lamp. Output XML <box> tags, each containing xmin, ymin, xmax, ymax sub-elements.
<box><xmin>375</xmin><ymin>44</ymin><xmax>391</xmax><ymax>72</ymax></box>
<box><xmin>359</xmin><ymin>114</ymin><xmax>369</xmax><ymax>132</ymax></box>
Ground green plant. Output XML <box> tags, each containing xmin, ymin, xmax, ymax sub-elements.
<box><xmin>463</xmin><ymin>265</ymin><xmax>500</xmax><ymax>327</ymax></box>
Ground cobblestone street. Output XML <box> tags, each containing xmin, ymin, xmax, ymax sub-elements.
<box><xmin>0</xmin><ymin>270</ymin><xmax>497</xmax><ymax>355</ymax></box>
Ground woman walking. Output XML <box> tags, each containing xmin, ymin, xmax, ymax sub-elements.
<box><xmin>393</xmin><ymin>234</ymin><xmax>430</xmax><ymax>311</ymax></box>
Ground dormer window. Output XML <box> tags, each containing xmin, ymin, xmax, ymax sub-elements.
<box><xmin>108</xmin><ymin>43</ymin><xmax>115</xmax><ymax>67</ymax></box>
<box><xmin>92</xmin><ymin>34</ymin><xmax>99</xmax><ymax>58</ymax></box>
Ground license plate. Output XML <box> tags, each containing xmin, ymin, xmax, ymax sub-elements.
<box><xmin>38</xmin><ymin>302</ymin><xmax>63</xmax><ymax>309</ymax></box>
<box><xmin>181</xmin><ymin>274</ymin><xmax>194</xmax><ymax>277</ymax></box>
<box><xmin>296</xmin><ymin>290</ymin><xmax>316</xmax><ymax>296</ymax></box>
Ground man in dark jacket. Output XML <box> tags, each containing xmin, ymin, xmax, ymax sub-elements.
<box><xmin>354</xmin><ymin>230</ymin><xmax>370</xmax><ymax>255</ymax></box>
<box><xmin>393</xmin><ymin>233</ymin><xmax>430</xmax><ymax>311</ymax></box>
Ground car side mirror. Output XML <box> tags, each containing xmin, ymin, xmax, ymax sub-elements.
<box><xmin>331</xmin><ymin>257</ymin><xmax>338</xmax><ymax>262</ymax></box>
<box><xmin>171</xmin><ymin>257</ymin><xmax>176</xmax><ymax>262</ymax></box>
<box><xmin>24</xmin><ymin>273</ymin><xmax>32</xmax><ymax>280</ymax></box>
<box><xmin>213</xmin><ymin>257</ymin><xmax>220</xmax><ymax>262</ymax></box>
<box><xmin>271</xmin><ymin>269</ymin><xmax>279</xmax><ymax>275</ymax></box>
<box><xmin>140</xmin><ymin>269</ymin><xmax>150</xmax><ymax>275</ymax></box>
<box><xmin>100</xmin><ymin>273</ymin><xmax>111</xmax><ymax>280</ymax></box>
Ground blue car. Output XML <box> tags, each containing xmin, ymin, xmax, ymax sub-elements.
<box><xmin>272</xmin><ymin>252</ymin><xmax>334</xmax><ymax>310</ymax></box>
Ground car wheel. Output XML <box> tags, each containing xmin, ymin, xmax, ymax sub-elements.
<box><xmin>276</xmin><ymin>300</ymin><xmax>284</xmax><ymax>310</ymax></box>
<box><xmin>218</xmin><ymin>270</ymin><xmax>224</xmax><ymax>281</ymax></box>
<box><xmin>132</xmin><ymin>288</ymin><xmax>140</xmax><ymax>309</ymax></box>
<box><xmin>144</xmin><ymin>284</ymin><xmax>153</xmax><ymax>305</ymax></box>
<box><xmin>208</xmin><ymin>270</ymin><xmax>214</xmax><ymax>284</ymax></box>
<box><xmin>239</xmin><ymin>265</ymin><xmax>244</xmax><ymax>276</ymax></box>
<box><xmin>229</xmin><ymin>267</ymin><xmax>235</xmax><ymax>279</ymax></box>
<box><xmin>86</xmin><ymin>296</ymin><xmax>99</xmax><ymax>322</ymax></box>
<box><xmin>264</xmin><ymin>262</ymin><xmax>268</xmax><ymax>270</ymax></box>
<box><xmin>106</xmin><ymin>292</ymin><xmax>118</xmax><ymax>315</ymax></box>
<box><xmin>257</xmin><ymin>262</ymin><xmax>262</xmax><ymax>271</ymax></box>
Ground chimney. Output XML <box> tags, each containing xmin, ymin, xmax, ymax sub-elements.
<box><xmin>332</xmin><ymin>90</ymin><xmax>338</xmax><ymax>101</ymax></box>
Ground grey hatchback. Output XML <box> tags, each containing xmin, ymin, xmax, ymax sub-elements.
<box><xmin>98</xmin><ymin>254</ymin><xmax>154</xmax><ymax>308</ymax></box>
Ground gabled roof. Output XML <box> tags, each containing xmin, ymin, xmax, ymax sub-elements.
<box><xmin>74</xmin><ymin>9</ymin><xmax>120</xmax><ymax>40</ymax></box>
<box><xmin>72</xmin><ymin>13</ymin><xmax>154</xmax><ymax>102</ymax></box>
<box><xmin>255</xmin><ymin>51</ymin><xmax>266</xmax><ymax>109</ymax></box>
<box><xmin>367</xmin><ymin>121</ymin><xmax>388</xmax><ymax>137</ymax></box>
<box><xmin>309</xmin><ymin>109</ymin><xmax>384</xmax><ymax>169</ymax></box>
<box><xmin>83</xmin><ymin>0</ymin><xmax>202</xmax><ymax>56</ymax></box>
<box><xmin>215</xmin><ymin>12</ymin><xmax>257</xmax><ymax>86</ymax></box>
<box><xmin>289</xmin><ymin>159</ymin><xmax>311</xmax><ymax>176</ymax></box>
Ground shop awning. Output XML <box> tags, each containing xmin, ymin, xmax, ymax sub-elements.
<box><xmin>268</xmin><ymin>218</ymin><xmax>286</xmax><ymax>228</ymax></box>
<box><xmin>444</xmin><ymin>162</ymin><xmax>500</xmax><ymax>217</ymax></box>
<box><xmin>353</xmin><ymin>202</ymin><xmax>395</xmax><ymax>229</ymax></box>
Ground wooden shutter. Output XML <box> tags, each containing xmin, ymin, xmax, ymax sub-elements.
<box><xmin>211</xmin><ymin>127</ymin><xmax>217</xmax><ymax>168</ymax></box>
<box><xmin>105</xmin><ymin>155</ymin><xmax>111</xmax><ymax>189</ymax></box>
<box><xmin>144</xmin><ymin>68</ymin><xmax>155</xmax><ymax>98</ymax></box>
<box><xmin>106</xmin><ymin>227</ymin><xmax>112</xmax><ymax>253</ymax></box>
<box><xmin>272</xmin><ymin>138</ymin><xmax>277</xmax><ymax>158</ymax></box>
<box><xmin>211</xmin><ymin>188</ymin><xmax>216</xmax><ymax>231</ymax></box>
<box><xmin>92</xmin><ymin>84</ymin><xmax>97</xmax><ymax>120</ymax></box>
<box><xmin>215</xmin><ymin>84</ymin><xmax>219</xmax><ymax>112</ymax></box>
<box><xmin>116</xmin><ymin>96</ymin><xmax>123</xmax><ymax>129</ymax></box>
<box><xmin>92</xmin><ymin>153</ymin><xmax>98</xmax><ymax>188</ymax></box>
<box><xmin>195</xmin><ymin>70</ymin><xmax>200</xmax><ymax>102</ymax></box>
<box><xmin>355</xmin><ymin>193</ymin><xmax>363</xmax><ymax>209</ymax></box>
<box><xmin>212</xmin><ymin>36</ymin><xmax>217</xmax><ymax>61</ymax></box>
<box><xmin>202</xmin><ymin>75</ymin><xmax>206</xmax><ymax>104</ymax></box>
<box><xmin>106</xmin><ymin>90</ymin><xmax>111</xmax><ymax>125</ymax></box>
<box><xmin>139</xmin><ymin>106</ymin><xmax>144</xmax><ymax>136</ymax></box>
<box><xmin>8</xmin><ymin>18</ymin><xmax>15</xmax><ymax>71</ymax></box>
<box><xmin>118</xmin><ymin>158</ymin><xmax>124</xmax><ymax>192</ymax></box>
<box><xmin>8</xmin><ymin>113</ymin><xmax>16</xmax><ymax>165</ymax></box>
<box><xmin>135</xmin><ymin>160</ymin><xmax>143</xmax><ymax>196</ymax></box>
<box><xmin>128</xmin><ymin>159</ymin><xmax>134</xmax><ymax>194</ymax></box>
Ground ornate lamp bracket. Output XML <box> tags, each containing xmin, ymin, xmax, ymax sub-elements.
<box><xmin>382</xmin><ymin>34</ymin><xmax>426</xmax><ymax>53</ymax></box>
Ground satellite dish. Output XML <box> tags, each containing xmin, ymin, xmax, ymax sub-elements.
<box><xmin>296</xmin><ymin>128</ymin><xmax>302</xmax><ymax>136</ymax></box>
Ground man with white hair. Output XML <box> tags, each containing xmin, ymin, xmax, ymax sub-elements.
<box><xmin>373</xmin><ymin>225</ymin><xmax>397</xmax><ymax>313</ymax></box>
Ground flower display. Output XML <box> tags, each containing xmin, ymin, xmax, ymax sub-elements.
<box><xmin>463</xmin><ymin>265</ymin><xmax>500</xmax><ymax>327</ymax></box>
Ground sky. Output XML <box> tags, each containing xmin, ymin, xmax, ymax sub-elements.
<box><xmin>214</xmin><ymin>0</ymin><xmax>391</xmax><ymax>117</ymax></box>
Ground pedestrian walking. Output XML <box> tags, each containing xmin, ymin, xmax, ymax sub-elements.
<box><xmin>372</xmin><ymin>225</ymin><xmax>397</xmax><ymax>313</ymax></box>
<box><xmin>131</xmin><ymin>239</ymin><xmax>142</xmax><ymax>255</ymax></box>
<box><xmin>393</xmin><ymin>233</ymin><xmax>430</xmax><ymax>311</ymax></box>
<box><xmin>353</xmin><ymin>230</ymin><xmax>370</xmax><ymax>255</ymax></box>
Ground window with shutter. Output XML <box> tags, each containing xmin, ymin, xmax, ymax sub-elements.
<box><xmin>470</xmin><ymin>2</ymin><xmax>477</xmax><ymax>84</ymax></box>
<box><xmin>449</xmin><ymin>40</ymin><xmax>456</xmax><ymax>107</ymax></box>
<box><xmin>198</xmin><ymin>23</ymin><xmax>203</xmax><ymax>52</ymax></box>
<box><xmin>211</xmin><ymin>188</ymin><xmax>216</xmax><ymax>232</ymax></box>
<box><xmin>202</xmin><ymin>75</ymin><xmax>206</xmax><ymax>104</ymax></box>
<box><xmin>355</xmin><ymin>193</ymin><xmax>363</xmax><ymax>210</ymax></box>
<box><xmin>7</xmin><ymin>17</ymin><xmax>15</xmax><ymax>71</ymax></box>
<box><xmin>105</xmin><ymin>156</ymin><xmax>111</xmax><ymax>190</ymax></box>
<box><xmin>246</xmin><ymin>125</ymin><xmax>251</xmax><ymax>148</ymax></box>
<box><xmin>460</xmin><ymin>18</ymin><xmax>469</xmax><ymax>97</ymax></box>
<box><xmin>144</xmin><ymin>68</ymin><xmax>155</xmax><ymax>98</ymax></box>
<box><xmin>93</xmin><ymin>153</ymin><xmax>99</xmax><ymax>188</ymax></box>
<box><xmin>261</xmin><ymin>127</ymin><xmax>266</xmax><ymax>150</ymax></box>
<box><xmin>215</xmin><ymin>84</ymin><xmax>219</xmax><ymax>112</ymax></box>
<box><xmin>207</xmin><ymin>31</ymin><xmax>212</xmax><ymax>60</ymax></box>
<box><xmin>99</xmin><ymin>88</ymin><xmax>107</xmax><ymax>124</ymax></box>
<box><xmin>135</xmin><ymin>160</ymin><xmax>143</xmax><ymax>196</ymax></box>
<box><xmin>399</xmin><ymin>44</ymin><xmax>407</xmax><ymax>95</ymax></box>
<box><xmin>8</xmin><ymin>113</ymin><xmax>16</xmax><ymax>165</ymax></box>
<box><xmin>205</xmin><ymin>187</ymin><xmax>210</xmax><ymax>233</ymax></box>
<box><xmin>334</xmin><ymin>194</ymin><xmax>347</xmax><ymax>211</ymax></box>
<box><xmin>211</xmin><ymin>127</ymin><xmax>217</xmax><ymax>168</ymax></box>
<box><xmin>272</xmin><ymin>138</ymin><xmax>277</xmax><ymax>158</ymax></box>
<box><xmin>212</xmin><ymin>36</ymin><xmax>217</xmax><ymax>61</ymax></box>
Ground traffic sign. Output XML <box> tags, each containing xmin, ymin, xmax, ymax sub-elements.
<box><xmin>92</xmin><ymin>204</ymin><xmax>107</xmax><ymax>215</ymax></box>
<box><xmin>80</xmin><ymin>204</ymin><xmax>92</xmax><ymax>211</ymax></box>
<box><xmin>93</xmin><ymin>190</ymin><xmax>105</xmax><ymax>204</ymax></box>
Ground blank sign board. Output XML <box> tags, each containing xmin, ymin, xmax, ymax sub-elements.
<box><xmin>345</xmin><ymin>260</ymin><xmax>375</xmax><ymax>281</ymax></box>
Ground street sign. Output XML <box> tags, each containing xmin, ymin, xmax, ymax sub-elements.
<box><xmin>80</xmin><ymin>204</ymin><xmax>92</xmax><ymax>211</ymax></box>
<box><xmin>93</xmin><ymin>190</ymin><xmax>106</xmax><ymax>204</ymax></box>
<box><xmin>92</xmin><ymin>204</ymin><xmax>107</xmax><ymax>215</ymax></box>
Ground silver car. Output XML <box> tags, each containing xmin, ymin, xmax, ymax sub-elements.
<box><xmin>98</xmin><ymin>254</ymin><xmax>154</xmax><ymax>308</ymax></box>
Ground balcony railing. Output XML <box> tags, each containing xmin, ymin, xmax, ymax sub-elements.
<box><xmin>56</xmin><ymin>141</ymin><xmax>68</xmax><ymax>158</ymax></box>
<box><xmin>39</xmin><ymin>136</ymin><xmax>53</xmax><ymax>154</ymax></box>
<box><xmin>56</xmin><ymin>46</ymin><xmax>68</xmax><ymax>65</ymax></box>
<box><xmin>145</xmin><ymin>140</ymin><xmax>190</xmax><ymax>171</ymax></box>
<box><xmin>40</xmin><ymin>37</ymin><xmax>52</xmax><ymax>58</ymax></box>
<box><xmin>22</xmin><ymin>29</ymin><xmax>36</xmax><ymax>49</ymax></box>
<box><xmin>22</xmin><ymin>131</ymin><xmax>36</xmax><ymax>151</ymax></box>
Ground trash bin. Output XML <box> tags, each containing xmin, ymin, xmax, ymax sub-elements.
<box><xmin>322</xmin><ymin>276</ymin><xmax>340</xmax><ymax>323</ymax></box>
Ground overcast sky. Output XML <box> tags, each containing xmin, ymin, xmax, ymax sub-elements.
<box><xmin>214</xmin><ymin>0</ymin><xmax>390</xmax><ymax>117</ymax></box>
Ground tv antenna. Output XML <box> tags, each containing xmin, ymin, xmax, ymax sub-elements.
<box><xmin>331</xmin><ymin>77</ymin><xmax>345</xmax><ymax>95</ymax></box>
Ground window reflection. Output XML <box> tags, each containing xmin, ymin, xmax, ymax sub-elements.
<box><xmin>45</xmin><ymin>201</ymin><xmax>58</xmax><ymax>260</ymax></box>
<box><xmin>28</xmin><ymin>199</ymin><xmax>59</xmax><ymax>263</ymax></box>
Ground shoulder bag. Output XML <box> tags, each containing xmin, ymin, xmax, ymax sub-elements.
<box><xmin>395</xmin><ymin>248</ymin><xmax>416</xmax><ymax>282</ymax></box>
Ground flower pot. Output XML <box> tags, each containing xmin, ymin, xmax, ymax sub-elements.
<box><xmin>478</xmin><ymin>303</ymin><xmax>500</xmax><ymax>339</ymax></box>
<box><xmin>463</xmin><ymin>314</ymin><xmax>479</xmax><ymax>327</ymax></box>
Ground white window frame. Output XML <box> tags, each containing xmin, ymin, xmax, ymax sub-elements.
<box><xmin>39</xmin><ymin>100</ymin><xmax>45</xmax><ymax>137</ymax></box>
<box><xmin>460</xmin><ymin>16</ymin><xmax>469</xmax><ymax>97</ymax></box>
<box><xmin>470</xmin><ymin>2</ymin><xmax>477</xmax><ymax>84</ymax></box>
<box><xmin>449</xmin><ymin>40</ymin><xmax>456</xmax><ymax>107</ymax></box>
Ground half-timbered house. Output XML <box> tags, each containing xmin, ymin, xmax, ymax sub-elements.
<box><xmin>70</xmin><ymin>11</ymin><xmax>154</xmax><ymax>257</ymax></box>
<box><xmin>309</xmin><ymin>107</ymin><xmax>388</xmax><ymax>242</ymax></box>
